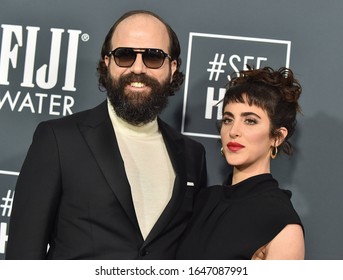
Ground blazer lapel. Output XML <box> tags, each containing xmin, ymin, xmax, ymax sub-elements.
<box><xmin>78</xmin><ymin>101</ymin><xmax>140</xmax><ymax>232</ymax></box>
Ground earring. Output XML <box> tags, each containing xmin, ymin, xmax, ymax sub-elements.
<box><xmin>270</xmin><ymin>146</ymin><xmax>278</xmax><ymax>159</ymax></box>
<box><xmin>221</xmin><ymin>147</ymin><xmax>224</xmax><ymax>156</ymax></box>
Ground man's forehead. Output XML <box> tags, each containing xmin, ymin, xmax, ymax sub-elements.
<box><xmin>111</xmin><ymin>14</ymin><xmax>170</xmax><ymax>49</ymax></box>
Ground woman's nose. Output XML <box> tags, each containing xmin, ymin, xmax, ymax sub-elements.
<box><xmin>229</xmin><ymin>121</ymin><xmax>241</xmax><ymax>138</ymax></box>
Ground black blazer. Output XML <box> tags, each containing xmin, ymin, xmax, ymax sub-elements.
<box><xmin>6</xmin><ymin>101</ymin><xmax>207</xmax><ymax>259</ymax></box>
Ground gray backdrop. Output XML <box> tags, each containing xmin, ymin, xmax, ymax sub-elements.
<box><xmin>1</xmin><ymin>0</ymin><xmax>342</xmax><ymax>260</ymax></box>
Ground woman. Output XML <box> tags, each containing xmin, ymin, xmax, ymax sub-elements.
<box><xmin>176</xmin><ymin>66</ymin><xmax>305</xmax><ymax>260</ymax></box>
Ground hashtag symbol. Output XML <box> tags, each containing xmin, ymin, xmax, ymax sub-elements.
<box><xmin>1</xmin><ymin>190</ymin><xmax>15</xmax><ymax>217</ymax></box>
<box><xmin>207</xmin><ymin>53</ymin><xmax>227</xmax><ymax>81</ymax></box>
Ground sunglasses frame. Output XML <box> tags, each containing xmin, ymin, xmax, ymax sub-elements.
<box><xmin>107</xmin><ymin>47</ymin><xmax>173</xmax><ymax>69</ymax></box>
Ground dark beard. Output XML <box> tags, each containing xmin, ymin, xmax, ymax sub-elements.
<box><xmin>106</xmin><ymin>72</ymin><xmax>172</xmax><ymax>125</ymax></box>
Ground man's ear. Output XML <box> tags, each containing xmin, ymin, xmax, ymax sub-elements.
<box><xmin>104</xmin><ymin>56</ymin><xmax>110</xmax><ymax>67</ymax></box>
<box><xmin>170</xmin><ymin>60</ymin><xmax>177</xmax><ymax>83</ymax></box>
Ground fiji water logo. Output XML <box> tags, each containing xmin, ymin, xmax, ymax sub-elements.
<box><xmin>0</xmin><ymin>24</ymin><xmax>90</xmax><ymax>116</ymax></box>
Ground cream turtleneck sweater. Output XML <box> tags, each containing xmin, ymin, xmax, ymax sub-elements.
<box><xmin>107</xmin><ymin>100</ymin><xmax>175</xmax><ymax>240</ymax></box>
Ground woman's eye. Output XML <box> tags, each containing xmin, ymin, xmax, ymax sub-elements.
<box><xmin>245</xmin><ymin>118</ymin><xmax>257</xmax><ymax>125</ymax></box>
<box><xmin>222</xmin><ymin>118</ymin><xmax>233</xmax><ymax>125</ymax></box>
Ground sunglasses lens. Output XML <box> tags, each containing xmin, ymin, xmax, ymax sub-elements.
<box><xmin>114</xmin><ymin>48</ymin><xmax>136</xmax><ymax>67</ymax></box>
<box><xmin>143</xmin><ymin>49</ymin><xmax>165</xmax><ymax>69</ymax></box>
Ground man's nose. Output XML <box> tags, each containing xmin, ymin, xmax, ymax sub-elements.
<box><xmin>130</xmin><ymin>54</ymin><xmax>147</xmax><ymax>74</ymax></box>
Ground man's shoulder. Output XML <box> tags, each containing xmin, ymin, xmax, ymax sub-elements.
<box><xmin>40</xmin><ymin>101</ymin><xmax>107</xmax><ymax>127</ymax></box>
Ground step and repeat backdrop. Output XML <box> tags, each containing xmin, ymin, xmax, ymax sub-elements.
<box><xmin>1</xmin><ymin>0</ymin><xmax>343</xmax><ymax>260</ymax></box>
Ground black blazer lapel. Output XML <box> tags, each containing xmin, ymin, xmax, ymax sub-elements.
<box><xmin>78</xmin><ymin>101</ymin><xmax>140</xmax><ymax>232</ymax></box>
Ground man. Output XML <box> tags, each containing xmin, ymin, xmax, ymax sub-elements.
<box><xmin>6</xmin><ymin>10</ymin><xmax>207</xmax><ymax>259</ymax></box>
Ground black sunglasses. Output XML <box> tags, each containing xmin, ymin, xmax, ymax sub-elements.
<box><xmin>107</xmin><ymin>47</ymin><xmax>172</xmax><ymax>69</ymax></box>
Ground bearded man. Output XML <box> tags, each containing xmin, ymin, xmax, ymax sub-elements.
<box><xmin>6</xmin><ymin>10</ymin><xmax>207</xmax><ymax>260</ymax></box>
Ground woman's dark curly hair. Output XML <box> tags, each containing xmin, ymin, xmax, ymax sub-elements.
<box><xmin>97</xmin><ymin>10</ymin><xmax>184</xmax><ymax>95</ymax></box>
<box><xmin>221</xmin><ymin>66</ymin><xmax>302</xmax><ymax>155</ymax></box>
